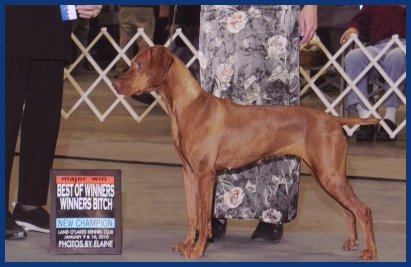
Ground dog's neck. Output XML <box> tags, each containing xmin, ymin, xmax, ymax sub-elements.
<box><xmin>158</xmin><ymin>57</ymin><xmax>206</xmax><ymax>117</ymax></box>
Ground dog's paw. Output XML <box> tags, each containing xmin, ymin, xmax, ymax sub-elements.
<box><xmin>187</xmin><ymin>246</ymin><xmax>204</xmax><ymax>258</ymax></box>
<box><xmin>360</xmin><ymin>249</ymin><xmax>377</xmax><ymax>261</ymax></box>
<box><xmin>342</xmin><ymin>239</ymin><xmax>359</xmax><ymax>250</ymax></box>
<box><xmin>181</xmin><ymin>246</ymin><xmax>194</xmax><ymax>258</ymax></box>
<box><xmin>179</xmin><ymin>244</ymin><xmax>204</xmax><ymax>258</ymax></box>
<box><xmin>173</xmin><ymin>241</ymin><xmax>192</xmax><ymax>253</ymax></box>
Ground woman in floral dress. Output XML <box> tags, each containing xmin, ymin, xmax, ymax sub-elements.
<box><xmin>199</xmin><ymin>5</ymin><xmax>317</xmax><ymax>242</ymax></box>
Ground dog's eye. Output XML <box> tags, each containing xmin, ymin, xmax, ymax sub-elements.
<box><xmin>134</xmin><ymin>62</ymin><xmax>143</xmax><ymax>71</ymax></box>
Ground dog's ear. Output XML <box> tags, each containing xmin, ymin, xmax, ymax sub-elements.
<box><xmin>149</xmin><ymin>46</ymin><xmax>174</xmax><ymax>87</ymax></box>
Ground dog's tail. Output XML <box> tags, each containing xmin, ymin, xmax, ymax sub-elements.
<box><xmin>335</xmin><ymin>116</ymin><xmax>380</xmax><ymax>126</ymax></box>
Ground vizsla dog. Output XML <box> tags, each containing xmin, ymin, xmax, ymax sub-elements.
<box><xmin>113</xmin><ymin>46</ymin><xmax>378</xmax><ymax>260</ymax></box>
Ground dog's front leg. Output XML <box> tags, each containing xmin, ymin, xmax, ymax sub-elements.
<box><xmin>183</xmin><ymin>169</ymin><xmax>215</xmax><ymax>258</ymax></box>
<box><xmin>173</xmin><ymin>165</ymin><xmax>198</xmax><ymax>254</ymax></box>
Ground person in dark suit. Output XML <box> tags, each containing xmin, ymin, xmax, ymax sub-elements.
<box><xmin>5</xmin><ymin>5</ymin><xmax>102</xmax><ymax>240</ymax></box>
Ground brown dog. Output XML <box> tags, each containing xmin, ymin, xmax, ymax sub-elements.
<box><xmin>113</xmin><ymin>46</ymin><xmax>378</xmax><ymax>260</ymax></box>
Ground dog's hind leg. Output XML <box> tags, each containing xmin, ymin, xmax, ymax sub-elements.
<box><xmin>340</xmin><ymin>204</ymin><xmax>359</xmax><ymax>250</ymax></box>
<box><xmin>173</xmin><ymin>165</ymin><xmax>198</xmax><ymax>254</ymax></box>
<box><xmin>311</xmin><ymin>164</ymin><xmax>377</xmax><ymax>260</ymax></box>
<box><xmin>304</xmin><ymin>135</ymin><xmax>376</xmax><ymax>260</ymax></box>
<box><xmin>183</xmin><ymin>168</ymin><xmax>216</xmax><ymax>258</ymax></box>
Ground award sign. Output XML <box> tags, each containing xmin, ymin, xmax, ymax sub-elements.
<box><xmin>49</xmin><ymin>170</ymin><xmax>122</xmax><ymax>254</ymax></box>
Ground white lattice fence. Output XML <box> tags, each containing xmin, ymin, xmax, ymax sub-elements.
<box><xmin>63</xmin><ymin>27</ymin><xmax>406</xmax><ymax>138</ymax></box>
<box><xmin>300</xmin><ymin>33</ymin><xmax>406</xmax><ymax>138</ymax></box>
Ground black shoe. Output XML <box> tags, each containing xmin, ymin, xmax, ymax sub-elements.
<box><xmin>12</xmin><ymin>204</ymin><xmax>50</xmax><ymax>234</ymax></box>
<box><xmin>210</xmin><ymin>218</ymin><xmax>227</xmax><ymax>242</ymax></box>
<box><xmin>376</xmin><ymin>119</ymin><xmax>397</xmax><ymax>142</ymax></box>
<box><xmin>356</xmin><ymin>124</ymin><xmax>376</xmax><ymax>142</ymax></box>
<box><xmin>131</xmin><ymin>93</ymin><xmax>156</xmax><ymax>105</ymax></box>
<box><xmin>5</xmin><ymin>211</ymin><xmax>27</xmax><ymax>240</ymax></box>
<box><xmin>250</xmin><ymin>221</ymin><xmax>283</xmax><ymax>243</ymax></box>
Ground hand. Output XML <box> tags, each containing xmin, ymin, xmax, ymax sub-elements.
<box><xmin>340</xmin><ymin>27</ymin><xmax>359</xmax><ymax>44</ymax></box>
<box><xmin>76</xmin><ymin>5</ymin><xmax>103</xmax><ymax>19</ymax></box>
<box><xmin>299</xmin><ymin>5</ymin><xmax>318</xmax><ymax>46</ymax></box>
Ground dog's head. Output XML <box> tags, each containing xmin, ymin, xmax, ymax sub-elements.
<box><xmin>112</xmin><ymin>46</ymin><xmax>174</xmax><ymax>96</ymax></box>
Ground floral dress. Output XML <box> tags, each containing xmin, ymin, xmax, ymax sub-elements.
<box><xmin>199</xmin><ymin>5</ymin><xmax>301</xmax><ymax>224</ymax></box>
